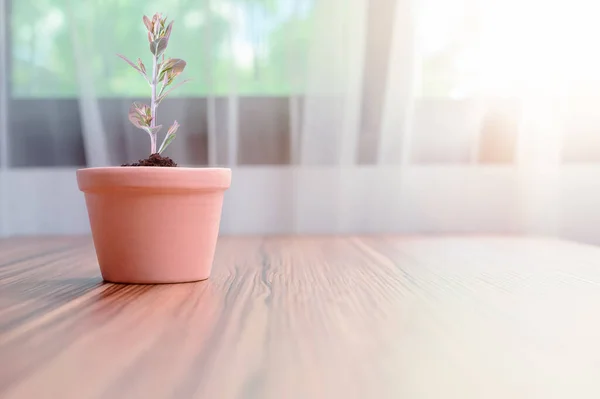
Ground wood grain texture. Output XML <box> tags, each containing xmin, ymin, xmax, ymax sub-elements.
<box><xmin>2</xmin><ymin>236</ymin><xmax>600</xmax><ymax>398</ymax></box>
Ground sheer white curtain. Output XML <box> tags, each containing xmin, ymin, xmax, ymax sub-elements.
<box><xmin>4</xmin><ymin>0</ymin><xmax>600</xmax><ymax>239</ymax></box>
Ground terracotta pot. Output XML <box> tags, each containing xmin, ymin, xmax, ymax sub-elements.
<box><xmin>77</xmin><ymin>167</ymin><xmax>231</xmax><ymax>284</ymax></box>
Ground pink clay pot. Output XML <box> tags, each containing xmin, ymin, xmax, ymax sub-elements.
<box><xmin>77</xmin><ymin>167</ymin><xmax>231</xmax><ymax>284</ymax></box>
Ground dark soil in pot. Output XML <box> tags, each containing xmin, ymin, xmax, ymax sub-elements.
<box><xmin>122</xmin><ymin>153</ymin><xmax>177</xmax><ymax>167</ymax></box>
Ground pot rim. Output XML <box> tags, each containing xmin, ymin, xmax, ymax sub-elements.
<box><xmin>77</xmin><ymin>166</ymin><xmax>231</xmax><ymax>193</ymax></box>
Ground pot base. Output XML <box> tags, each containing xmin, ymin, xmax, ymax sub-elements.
<box><xmin>102</xmin><ymin>276</ymin><xmax>209</xmax><ymax>285</ymax></box>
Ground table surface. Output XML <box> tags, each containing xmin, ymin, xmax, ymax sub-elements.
<box><xmin>2</xmin><ymin>236</ymin><xmax>600</xmax><ymax>398</ymax></box>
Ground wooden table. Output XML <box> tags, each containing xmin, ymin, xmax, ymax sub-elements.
<box><xmin>2</xmin><ymin>236</ymin><xmax>600</xmax><ymax>398</ymax></box>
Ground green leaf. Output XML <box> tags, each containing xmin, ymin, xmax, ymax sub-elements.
<box><xmin>158</xmin><ymin>121</ymin><xmax>180</xmax><ymax>153</ymax></box>
<box><xmin>137</xmin><ymin>58</ymin><xmax>146</xmax><ymax>74</ymax></box>
<box><xmin>157</xmin><ymin>79</ymin><xmax>192</xmax><ymax>103</ymax></box>
<box><xmin>150</xmin><ymin>38</ymin><xmax>169</xmax><ymax>56</ymax></box>
<box><xmin>117</xmin><ymin>53</ymin><xmax>141</xmax><ymax>72</ymax></box>
<box><xmin>117</xmin><ymin>54</ymin><xmax>149</xmax><ymax>83</ymax></box>
<box><xmin>143</xmin><ymin>15</ymin><xmax>153</xmax><ymax>32</ymax></box>
<box><xmin>128</xmin><ymin>102</ymin><xmax>152</xmax><ymax>129</ymax></box>
<box><xmin>166</xmin><ymin>121</ymin><xmax>179</xmax><ymax>136</ymax></box>
<box><xmin>158</xmin><ymin>133</ymin><xmax>176</xmax><ymax>154</ymax></box>
<box><xmin>158</xmin><ymin>58</ymin><xmax>186</xmax><ymax>82</ymax></box>
<box><xmin>165</xmin><ymin>21</ymin><xmax>173</xmax><ymax>40</ymax></box>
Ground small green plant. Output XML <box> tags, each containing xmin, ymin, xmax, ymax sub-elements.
<box><xmin>117</xmin><ymin>13</ymin><xmax>190</xmax><ymax>155</ymax></box>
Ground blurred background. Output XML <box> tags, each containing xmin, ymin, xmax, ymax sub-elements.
<box><xmin>1</xmin><ymin>0</ymin><xmax>600</xmax><ymax>241</ymax></box>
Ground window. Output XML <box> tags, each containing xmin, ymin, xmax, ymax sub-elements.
<box><xmin>11</xmin><ymin>1</ymin><xmax>314</xmax><ymax>97</ymax></box>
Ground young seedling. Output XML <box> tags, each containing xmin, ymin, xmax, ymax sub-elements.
<box><xmin>117</xmin><ymin>13</ymin><xmax>190</xmax><ymax>156</ymax></box>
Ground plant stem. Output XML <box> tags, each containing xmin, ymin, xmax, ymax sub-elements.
<box><xmin>150</xmin><ymin>53</ymin><xmax>158</xmax><ymax>154</ymax></box>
